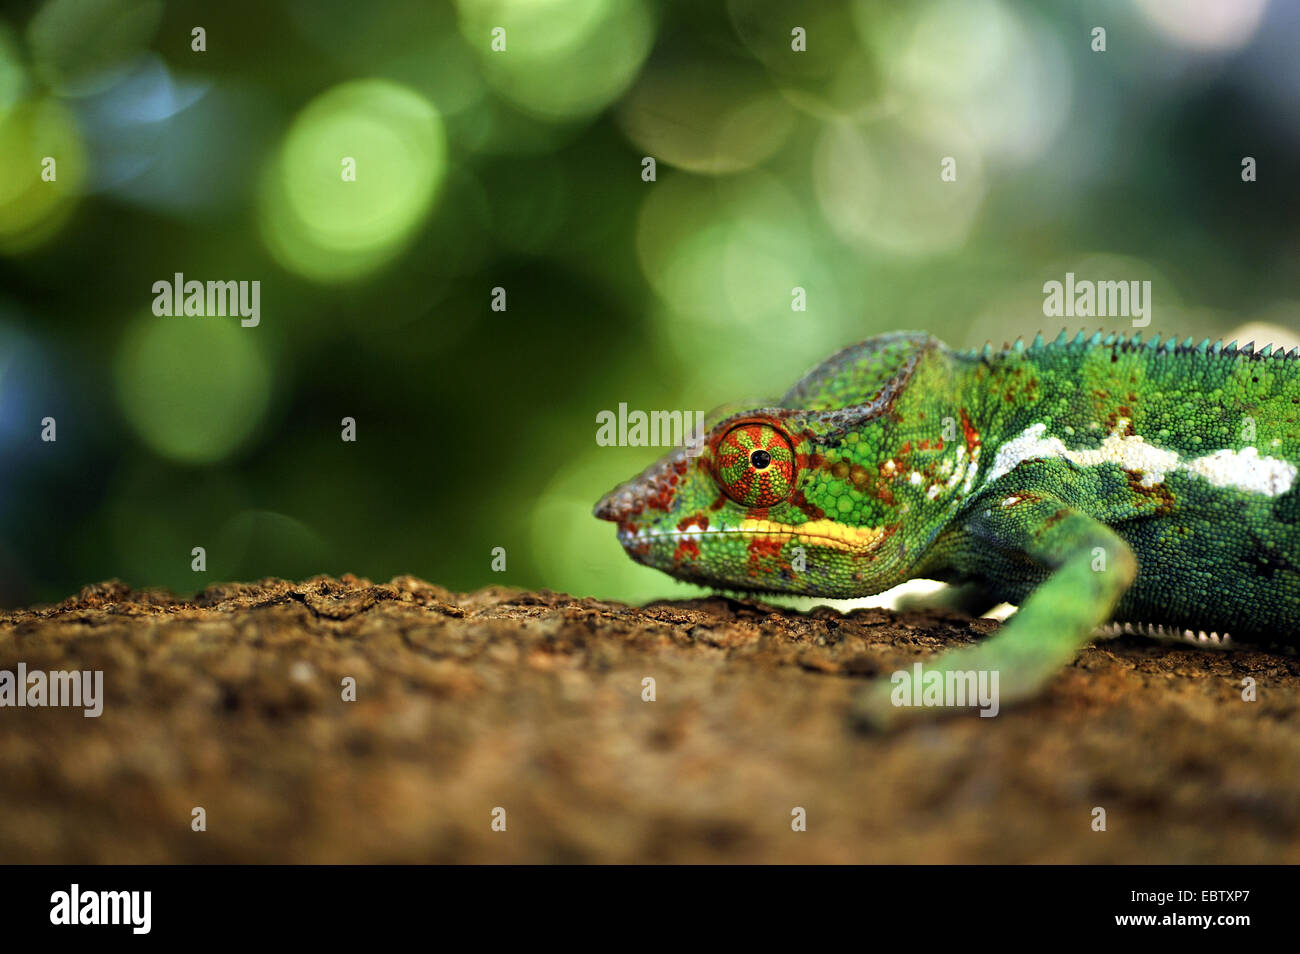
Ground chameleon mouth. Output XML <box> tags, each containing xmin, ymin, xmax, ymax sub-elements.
<box><xmin>618</xmin><ymin>519</ymin><xmax>890</xmax><ymax>555</ymax></box>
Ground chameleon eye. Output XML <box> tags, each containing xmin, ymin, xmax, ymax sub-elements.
<box><xmin>715</xmin><ymin>423</ymin><xmax>797</xmax><ymax>507</ymax></box>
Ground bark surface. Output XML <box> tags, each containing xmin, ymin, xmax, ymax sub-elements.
<box><xmin>2</xmin><ymin>576</ymin><xmax>1297</xmax><ymax>862</ymax></box>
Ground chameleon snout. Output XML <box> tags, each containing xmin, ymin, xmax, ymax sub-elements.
<box><xmin>592</xmin><ymin>486</ymin><xmax>635</xmax><ymax>523</ymax></box>
<box><xmin>594</xmin><ymin>450</ymin><xmax>695</xmax><ymax>527</ymax></box>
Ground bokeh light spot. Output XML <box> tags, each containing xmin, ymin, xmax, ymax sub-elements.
<box><xmin>618</xmin><ymin>58</ymin><xmax>797</xmax><ymax>174</ymax></box>
<box><xmin>1136</xmin><ymin>0</ymin><xmax>1269</xmax><ymax>52</ymax></box>
<box><xmin>260</xmin><ymin>79</ymin><xmax>446</xmax><ymax>282</ymax></box>
<box><xmin>637</xmin><ymin>173</ymin><xmax>816</xmax><ymax>329</ymax></box>
<box><xmin>457</xmin><ymin>0</ymin><xmax>653</xmax><ymax>120</ymax></box>
<box><xmin>0</xmin><ymin>96</ymin><xmax>85</xmax><ymax>252</ymax></box>
<box><xmin>114</xmin><ymin>315</ymin><xmax>271</xmax><ymax>464</ymax></box>
<box><xmin>813</xmin><ymin>116</ymin><xmax>985</xmax><ymax>256</ymax></box>
<box><xmin>884</xmin><ymin>0</ymin><xmax>1070</xmax><ymax>167</ymax></box>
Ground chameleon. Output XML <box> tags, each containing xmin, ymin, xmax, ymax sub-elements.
<box><xmin>593</xmin><ymin>330</ymin><xmax>1300</xmax><ymax>728</ymax></box>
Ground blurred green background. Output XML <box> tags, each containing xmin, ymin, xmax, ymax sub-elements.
<box><xmin>0</xmin><ymin>0</ymin><xmax>1297</xmax><ymax>606</ymax></box>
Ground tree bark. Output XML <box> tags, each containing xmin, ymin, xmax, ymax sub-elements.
<box><xmin>1</xmin><ymin>575</ymin><xmax>1297</xmax><ymax>862</ymax></box>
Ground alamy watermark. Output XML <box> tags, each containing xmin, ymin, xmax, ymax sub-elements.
<box><xmin>0</xmin><ymin>664</ymin><xmax>103</xmax><ymax>717</ymax></box>
<box><xmin>152</xmin><ymin>272</ymin><xmax>260</xmax><ymax>327</ymax></box>
<box><xmin>1042</xmin><ymin>272</ymin><xmax>1151</xmax><ymax>327</ymax></box>
<box><xmin>890</xmin><ymin>662</ymin><xmax>999</xmax><ymax>717</ymax></box>
<box><xmin>50</xmin><ymin>884</ymin><xmax>150</xmax><ymax>934</ymax></box>
<box><xmin>596</xmin><ymin>403</ymin><xmax>706</xmax><ymax>457</ymax></box>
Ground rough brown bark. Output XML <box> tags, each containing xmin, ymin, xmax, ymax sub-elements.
<box><xmin>1</xmin><ymin>575</ymin><xmax>1297</xmax><ymax>863</ymax></box>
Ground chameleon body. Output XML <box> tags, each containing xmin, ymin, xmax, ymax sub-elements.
<box><xmin>594</xmin><ymin>331</ymin><xmax>1300</xmax><ymax>726</ymax></box>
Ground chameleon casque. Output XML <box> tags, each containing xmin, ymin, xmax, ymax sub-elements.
<box><xmin>594</xmin><ymin>330</ymin><xmax>1300</xmax><ymax>727</ymax></box>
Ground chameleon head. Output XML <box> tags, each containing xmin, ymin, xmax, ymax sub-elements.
<box><xmin>593</xmin><ymin>408</ymin><xmax>914</xmax><ymax>598</ymax></box>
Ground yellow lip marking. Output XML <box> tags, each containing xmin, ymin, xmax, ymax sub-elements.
<box><xmin>738</xmin><ymin>518</ymin><xmax>887</xmax><ymax>553</ymax></box>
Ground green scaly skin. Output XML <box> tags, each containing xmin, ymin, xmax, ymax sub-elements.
<box><xmin>594</xmin><ymin>330</ymin><xmax>1300</xmax><ymax>728</ymax></box>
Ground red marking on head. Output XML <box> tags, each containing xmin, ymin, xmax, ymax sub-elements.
<box><xmin>645</xmin><ymin>485</ymin><xmax>675</xmax><ymax>512</ymax></box>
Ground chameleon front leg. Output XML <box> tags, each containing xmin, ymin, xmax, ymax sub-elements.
<box><xmin>850</xmin><ymin>496</ymin><xmax>1137</xmax><ymax>731</ymax></box>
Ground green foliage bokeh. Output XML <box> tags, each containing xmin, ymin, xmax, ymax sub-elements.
<box><xmin>0</xmin><ymin>0</ymin><xmax>1296</xmax><ymax>605</ymax></box>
